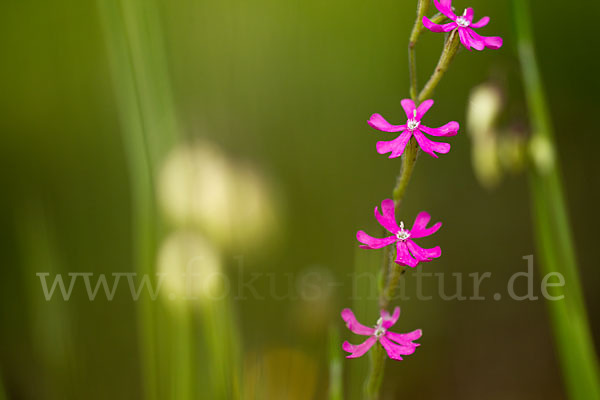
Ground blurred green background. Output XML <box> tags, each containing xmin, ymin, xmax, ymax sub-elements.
<box><xmin>1</xmin><ymin>0</ymin><xmax>599</xmax><ymax>399</ymax></box>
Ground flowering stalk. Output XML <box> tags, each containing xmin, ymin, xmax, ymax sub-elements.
<box><xmin>366</xmin><ymin>14</ymin><xmax>460</xmax><ymax>400</ymax></box>
<box><xmin>347</xmin><ymin>1</ymin><xmax>503</xmax><ymax>398</ymax></box>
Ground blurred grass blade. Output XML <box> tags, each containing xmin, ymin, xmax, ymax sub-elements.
<box><xmin>513</xmin><ymin>1</ymin><xmax>600</xmax><ymax>399</ymax></box>
<box><xmin>16</xmin><ymin>204</ymin><xmax>75</xmax><ymax>399</ymax></box>
<box><xmin>96</xmin><ymin>0</ymin><xmax>181</xmax><ymax>399</ymax></box>
<box><xmin>328</xmin><ymin>326</ymin><xmax>343</xmax><ymax>400</ymax></box>
<box><xmin>199</xmin><ymin>298</ymin><xmax>242</xmax><ymax>399</ymax></box>
<box><xmin>171</xmin><ymin>306</ymin><xmax>193</xmax><ymax>400</ymax></box>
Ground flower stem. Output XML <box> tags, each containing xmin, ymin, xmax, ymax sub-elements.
<box><xmin>408</xmin><ymin>0</ymin><xmax>430</xmax><ymax>101</ymax></box>
<box><xmin>418</xmin><ymin>29</ymin><xmax>460</xmax><ymax>103</ymax></box>
<box><xmin>392</xmin><ymin>139</ymin><xmax>419</xmax><ymax>207</ymax></box>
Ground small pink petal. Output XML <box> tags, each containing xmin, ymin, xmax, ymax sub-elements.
<box><xmin>386</xmin><ymin>329</ymin><xmax>423</xmax><ymax>345</ymax></box>
<box><xmin>472</xmin><ymin>31</ymin><xmax>502</xmax><ymax>49</ymax></box>
<box><xmin>376</xmin><ymin>130</ymin><xmax>412</xmax><ymax>159</ymax></box>
<box><xmin>380</xmin><ymin>336</ymin><xmax>418</xmax><ymax>360</ymax></box>
<box><xmin>368</xmin><ymin>114</ymin><xmax>406</xmax><ymax>133</ymax></box>
<box><xmin>419</xmin><ymin>121</ymin><xmax>459</xmax><ymax>137</ymax></box>
<box><xmin>356</xmin><ymin>231</ymin><xmax>396</xmax><ymax>250</ymax></box>
<box><xmin>410</xmin><ymin>211</ymin><xmax>442</xmax><ymax>239</ymax></box>
<box><xmin>458</xmin><ymin>28</ymin><xmax>472</xmax><ymax>51</ymax></box>
<box><xmin>433</xmin><ymin>0</ymin><xmax>457</xmax><ymax>20</ymax></box>
<box><xmin>413</xmin><ymin>130</ymin><xmax>451</xmax><ymax>158</ymax></box>
<box><xmin>343</xmin><ymin>336</ymin><xmax>377</xmax><ymax>358</ymax></box>
<box><xmin>406</xmin><ymin>239</ymin><xmax>441</xmax><ymax>262</ymax></box>
<box><xmin>464</xmin><ymin>7</ymin><xmax>474</xmax><ymax>22</ymax></box>
<box><xmin>465</xmin><ymin>28</ymin><xmax>485</xmax><ymax>51</ymax></box>
<box><xmin>416</xmin><ymin>99</ymin><xmax>434</xmax><ymax>120</ymax></box>
<box><xmin>395</xmin><ymin>241</ymin><xmax>418</xmax><ymax>267</ymax></box>
<box><xmin>380</xmin><ymin>306</ymin><xmax>400</xmax><ymax>329</ymax></box>
<box><xmin>375</xmin><ymin>199</ymin><xmax>400</xmax><ymax>234</ymax></box>
<box><xmin>422</xmin><ymin>17</ymin><xmax>457</xmax><ymax>33</ymax></box>
<box><xmin>470</xmin><ymin>16</ymin><xmax>490</xmax><ymax>28</ymax></box>
<box><xmin>341</xmin><ymin>309</ymin><xmax>375</xmax><ymax>336</ymax></box>
<box><xmin>400</xmin><ymin>99</ymin><xmax>416</xmax><ymax>119</ymax></box>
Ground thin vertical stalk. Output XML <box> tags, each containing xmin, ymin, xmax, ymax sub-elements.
<box><xmin>408</xmin><ymin>0</ymin><xmax>430</xmax><ymax>101</ymax></box>
<box><xmin>513</xmin><ymin>1</ymin><xmax>600</xmax><ymax>399</ymax></box>
<box><xmin>328</xmin><ymin>326</ymin><xmax>343</xmax><ymax>400</ymax></box>
<box><xmin>417</xmin><ymin>29</ymin><xmax>460</xmax><ymax>104</ymax></box>
<box><xmin>171</xmin><ymin>305</ymin><xmax>193</xmax><ymax>400</ymax></box>
<box><xmin>200</xmin><ymin>299</ymin><xmax>241</xmax><ymax>399</ymax></box>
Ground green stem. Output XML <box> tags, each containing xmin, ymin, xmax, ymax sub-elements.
<box><xmin>365</xmin><ymin>344</ymin><xmax>385</xmax><ymax>399</ymax></box>
<box><xmin>418</xmin><ymin>29</ymin><xmax>460</xmax><ymax>103</ymax></box>
<box><xmin>380</xmin><ymin>264</ymin><xmax>407</xmax><ymax>309</ymax></box>
<box><xmin>513</xmin><ymin>1</ymin><xmax>600</xmax><ymax>399</ymax></box>
<box><xmin>392</xmin><ymin>139</ymin><xmax>419</xmax><ymax>207</ymax></box>
<box><xmin>408</xmin><ymin>0</ymin><xmax>430</xmax><ymax>101</ymax></box>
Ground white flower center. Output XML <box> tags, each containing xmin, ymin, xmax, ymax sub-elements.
<box><xmin>395</xmin><ymin>221</ymin><xmax>411</xmax><ymax>241</ymax></box>
<box><xmin>456</xmin><ymin>9</ymin><xmax>470</xmax><ymax>27</ymax></box>
<box><xmin>407</xmin><ymin>109</ymin><xmax>420</xmax><ymax>131</ymax></box>
<box><xmin>374</xmin><ymin>317</ymin><xmax>386</xmax><ymax>338</ymax></box>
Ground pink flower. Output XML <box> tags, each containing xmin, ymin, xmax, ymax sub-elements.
<box><xmin>341</xmin><ymin>307</ymin><xmax>422</xmax><ymax>360</ymax></box>
<box><xmin>368</xmin><ymin>99</ymin><xmax>459</xmax><ymax>159</ymax></box>
<box><xmin>357</xmin><ymin>199</ymin><xmax>442</xmax><ymax>267</ymax></box>
<box><xmin>422</xmin><ymin>0</ymin><xmax>503</xmax><ymax>51</ymax></box>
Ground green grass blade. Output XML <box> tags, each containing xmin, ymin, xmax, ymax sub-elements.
<box><xmin>513</xmin><ymin>1</ymin><xmax>600</xmax><ymax>398</ymax></box>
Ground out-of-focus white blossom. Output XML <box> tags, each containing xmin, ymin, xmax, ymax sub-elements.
<box><xmin>157</xmin><ymin>231</ymin><xmax>224</xmax><ymax>303</ymax></box>
<box><xmin>157</xmin><ymin>142</ymin><xmax>280</xmax><ymax>249</ymax></box>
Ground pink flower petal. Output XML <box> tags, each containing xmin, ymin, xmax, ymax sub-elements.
<box><xmin>341</xmin><ymin>309</ymin><xmax>375</xmax><ymax>336</ymax></box>
<box><xmin>380</xmin><ymin>336</ymin><xmax>418</xmax><ymax>360</ymax></box>
<box><xmin>464</xmin><ymin>7</ymin><xmax>474</xmax><ymax>23</ymax></box>
<box><xmin>368</xmin><ymin>113</ymin><xmax>406</xmax><ymax>133</ymax></box>
<box><xmin>343</xmin><ymin>336</ymin><xmax>377</xmax><ymax>358</ymax></box>
<box><xmin>375</xmin><ymin>199</ymin><xmax>400</xmax><ymax>234</ymax></box>
<box><xmin>458</xmin><ymin>28</ymin><xmax>472</xmax><ymax>50</ymax></box>
<box><xmin>433</xmin><ymin>0</ymin><xmax>457</xmax><ymax>20</ymax></box>
<box><xmin>469</xmin><ymin>29</ymin><xmax>503</xmax><ymax>49</ymax></box>
<box><xmin>380</xmin><ymin>306</ymin><xmax>400</xmax><ymax>329</ymax></box>
<box><xmin>419</xmin><ymin>121</ymin><xmax>459</xmax><ymax>137</ymax></box>
<box><xmin>410</xmin><ymin>211</ymin><xmax>442</xmax><ymax>239</ymax></box>
<box><xmin>416</xmin><ymin>99</ymin><xmax>434</xmax><ymax>120</ymax></box>
<box><xmin>413</xmin><ymin>130</ymin><xmax>451</xmax><ymax>158</ymax></box>
<box><xmin>400</xmin><ymin>99</ymin><xmax>416</xmax><ymax>119</ymax></box>
<box><xmin>470</xmin><ymin>16</ymin><xmax>489</xmax><ymax>28</ymax></box>
<box><xmin>406</xmin><ymin>239</ymin><xmax>442</xmax><ymax>262</ymax></box>
<box><xmin>386</xmin><ymin>329</ymin><xmax>423</xmax><ymax>345</ymax></box>
<box><xmin>395</xmin><ymin>241</ymin><xmax>418</xmax><ymax>267</ymax></box>
<box><xmin>464</xmin><ymin>28</ymin><xmax>485</xmax><ymax>51</ymax></box>
<box><xmin>356</xmin><ymin>231</ymin><xmax>396</xmax><ymax>250</ymax></box>
<box><xmin>376</xmin><ymin>130</ymin><xmax>412</xmax><ymax>158</ymax></box>
<box><xmin>422</xmin><ymin>17</ymin><xmax>457</xmax><ymax>33</ymax></box>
